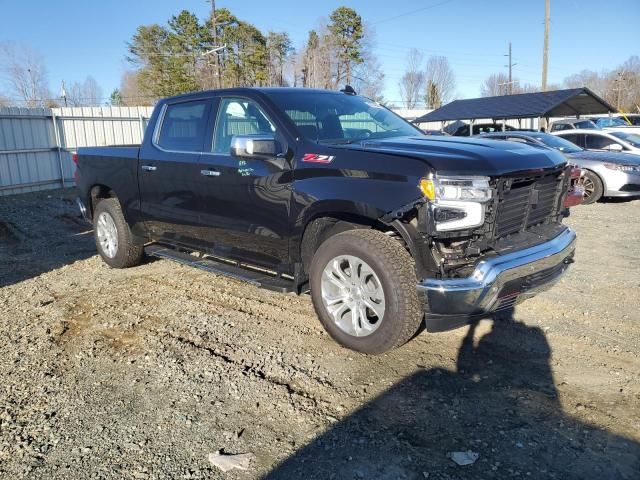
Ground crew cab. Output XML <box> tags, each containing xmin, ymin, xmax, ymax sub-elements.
<box><xmin>75</xmin><ymin>87</ymin><xmax>579</xmax><ymax>354</ymax></box>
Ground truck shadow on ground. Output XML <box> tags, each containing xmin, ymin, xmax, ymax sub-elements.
<box><xmin>0</xmin><ymin>195</ymin><xmax>96</xmax><ymax>288</ymax></box>
<box><xmin>264</xmin><ymin>311</ymin><xmax>640</xmax><ymax>480</ymax></box>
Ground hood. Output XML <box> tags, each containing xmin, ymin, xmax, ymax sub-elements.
<box><xmin>340</xmin><ymin>136</ymin><xmax>567</xmax><ymax>176</ymax></box>
<box><xmin>566</xmin><ymin>150</ymin><xmax>640</xmax><ymax>165</ymax></box>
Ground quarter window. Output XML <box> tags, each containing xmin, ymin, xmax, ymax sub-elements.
<box><xmin>157</xmin><ymin>100</ymin><xmax>209</xmax><ymax>152</ymax></box>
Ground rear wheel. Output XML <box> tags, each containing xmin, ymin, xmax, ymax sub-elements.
<box><xmin>93</xmin><ymin>198</ymin><xmax>143</xmax><ymax>268</ymax></box>
<box><xmin>309</xmin><ymin>229</ymin><xmax>423</xmax><ymax>354</ymax></box>
<box><xmin>579</xmin><ymin>170</ymin><xmax>603</xmax><ymax>205</ymax></box>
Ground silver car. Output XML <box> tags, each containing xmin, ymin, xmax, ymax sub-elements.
<box><xmin>478</xmin><ymin>131</ymin><xmax>640</xmax><ymax>204</ymax></box>
<box><xmin>550</xmin><ymin>118</ymin><xmax>599</xmax><ymax>132</ymax></box>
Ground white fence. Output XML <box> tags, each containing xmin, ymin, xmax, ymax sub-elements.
<box><xmin>0</xmin><ymin>106</ymin><xmax>153</xmax><ymax>196</ymax></box>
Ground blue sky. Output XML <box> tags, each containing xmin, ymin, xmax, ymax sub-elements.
<box><xmin>2</xmin><ymin>0</ymin><xmax>638</xmax><ymax>105</ymax></box>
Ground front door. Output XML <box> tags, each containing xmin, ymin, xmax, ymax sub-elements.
<box><xmin>138</xmin><ymin>98</ymin><xmax>213</xmax><ymax>247</ymax></box>
<box><xmin>196</xmin><ymin>96</ymin><xmax>292</xmax><ymax>268</ymax></box>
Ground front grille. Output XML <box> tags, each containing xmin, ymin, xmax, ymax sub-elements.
<box><xmin>495</xmin><ymin>171</ymin><xmax>563</xmax><ymax>238</ymax></box>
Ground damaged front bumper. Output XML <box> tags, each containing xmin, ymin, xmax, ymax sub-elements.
<box><xmin>417</xmin><ymin>227</ymin><xmax>577</xmax><ymax>332</ymax></box>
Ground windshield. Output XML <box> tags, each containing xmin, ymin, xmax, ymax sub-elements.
<box><xmin>534</xmin><ymin>132</ymin><xmax>583</xmax><ymax>153</ymax></box>
<box><xmin>266</xmin><ymin>92</ymin><xmax>422</xmax><ymax>144</ymax></box>
<box><xmin>611</xmin><ymin>131</ymin><xmax>640</xmax><ymax>147</ymax></box>
<box><xmin>594</xmin><ymin>117</ymin><xmax>629</xmax><ymax>127</ymax></box>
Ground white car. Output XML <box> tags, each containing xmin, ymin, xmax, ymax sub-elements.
<box><xmin>553</xmin><ymin>129</ymin><xmax>640</xmax><ymax>155</ymax></box>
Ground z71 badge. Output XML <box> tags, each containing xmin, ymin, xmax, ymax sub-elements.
<box><xmin>302</xmin><ymin>153</ymin><xmax>335</xmax><ymax>164</ymax></box>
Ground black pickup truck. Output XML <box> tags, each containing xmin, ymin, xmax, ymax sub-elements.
<box><xmin>75</xmin><ymin>87</ymin><xmax>579</xmax><ymax>353</ymax></box>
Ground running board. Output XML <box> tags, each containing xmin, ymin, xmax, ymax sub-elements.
<box><xmin>144</xmin><ymin>244</ymin><xmax>296</xmax><ymax>293</ymax></box>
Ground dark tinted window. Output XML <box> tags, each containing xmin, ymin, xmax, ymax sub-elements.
<box><xmin>585</xmin><ymin>134</ymin><xmax>618</xmax><ymax>150</ymax></box>
<box><xmin>551</xmin><ymin>123</ymin><xmax>569</xmax><ymax>132</ymax></box>
<box><xmin>559</xmin><ymin>133</ymin><xmax>582</xmax><ymax>147</ymax></box>
<box><xmin>157</xmin><ymin>100</ymin><xmax>209</xmax><ymax>152</ymax></box>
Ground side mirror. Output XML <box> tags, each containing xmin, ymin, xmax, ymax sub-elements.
<box><xmin>230</xmin><ymin>134</ymin><xmax>280</xmax><ymax>159</ymax></box>
<box><xmin>609</xmin><ymin>143</ymin><xmax>624</xmax><ymax>152</ymax></box>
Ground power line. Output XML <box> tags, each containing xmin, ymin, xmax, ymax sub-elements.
<box><xmin>370</xmin><ymin>0</ymin><xmax>456</xmax><ymax>25</ymax></box>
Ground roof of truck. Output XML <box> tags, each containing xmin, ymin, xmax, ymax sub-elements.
<box><xmin>162</xmin><ymin>87</ymin><xmax>346</xmax><ymax>102</ymax></box>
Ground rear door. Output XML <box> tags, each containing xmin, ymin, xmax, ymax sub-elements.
<box><xmin>584</xmin><ymin>133</ymin><xmax>625</xmax><ymax>152</ymax></box>
<box><xmin>138</xmin><ymin>98</ymin><xmax>213</xmax><ymax>246</ymax></box>
<box><xmin>195</xmin><ymin>96</ymin><xmax>292</xmax><ymax>267</ymax></box>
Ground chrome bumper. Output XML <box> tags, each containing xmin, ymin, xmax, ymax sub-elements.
<box><xmin>418</xmin><ymin>227</ymin><xmax>577</xmax><ymax>332</ymax></box>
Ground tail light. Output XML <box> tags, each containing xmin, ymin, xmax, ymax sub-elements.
<box><xmin>72</xmin><ymin>153</ymin><xmax>79</xmax><ymax>183</ymax></box>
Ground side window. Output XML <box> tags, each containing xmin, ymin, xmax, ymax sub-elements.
<box><xmin>585</xmin><ymin>135</ymin><xmax>616</xmax><ymax>150</ymax></box>
<box><xmin>505</xmin><ymin>136</ymin><xmax>528</xmax><ymax>144</ymax></box>
<box><xmin>212</xmin><ymin>98</ymin><xmax>276</xmax><ymax>153</ymax></box>
<box><xmin>561</xmin><ymin>134</ymin><xmax>580</xmax><ymax>147</ymax></box>
<box><xmin>157</xmin><ymin>100</ymin><xmax>209</xmax><ymax>152</ymax></box>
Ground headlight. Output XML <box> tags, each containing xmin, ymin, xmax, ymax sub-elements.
<box><xmin>419</xmin><ymin>175</ymin><xmax>492</xmax><ymax>232</ymax></box>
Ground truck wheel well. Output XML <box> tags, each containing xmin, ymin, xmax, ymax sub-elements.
<box><xmin>300</xmin><ymin>214</ymin><xmax>407</xmax><ymax>274</ymax></box>
<box><xmin>89</xmin><ymin>185</ymin><xmax>116</xmax><ymax>216</ymax></box>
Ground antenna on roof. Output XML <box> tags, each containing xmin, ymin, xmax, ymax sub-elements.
<box><xmin>340</xmin><ymin>85</ymin><xmax>357</xmax><ymax>95</ymax></box>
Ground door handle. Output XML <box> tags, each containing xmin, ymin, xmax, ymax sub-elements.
<box><xmin>141</xmin><ymin>165</ymin><xmax>157</xmax><ymax>172</ymax></box>
<box><xmin>200</xmin><ymin>169</ymin><xmax>221</xmax><ymax>177</ymax></box>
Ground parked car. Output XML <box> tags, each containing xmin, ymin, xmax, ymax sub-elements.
<box><xmin>448</xmin><ymin>122</ymin><xmax>516</xmax><ymax>136</ymax></box>
<box><xmin>587</xmin><ymin>116</ymin><xmax>640</xmax><ymax>135</ymax></box>
<box><xmin>75</xmin><ymin>87</ymin><xmax>578</xmax><ymax>354</ymax></box>
<box><xmin>553</xmin><ymin>129</ymin><xmax>640</xmax><ymax>155</ymax></box>
<box><xmin>589</xmin><ymin>117</ymin><xmax>629</xmax><ymax>128</ymax></box>
<box><xmin>550</xmin><ymin>118</ymin><xmax>599</xmax><ymax>132</ymax></box>
<box><xmin>479</xmin><ymin>131</ymin><xmax>640</xmax><ymax>204</ymax></box>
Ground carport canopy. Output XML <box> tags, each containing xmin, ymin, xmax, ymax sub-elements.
<box><xmin>414</xmin><ymin>87</ymin><xmax>617</xmax><ymax>123</ymax></box>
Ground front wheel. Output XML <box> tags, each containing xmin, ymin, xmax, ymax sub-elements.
<box><xmin>309</xmin><ymin>229</ymin><xmax>423</xmax><ymax>354</ymax></box>
<box><xmin>579</xmin><ymin>170</ymin><xmax>603</xmax><ymax>205</ymax></box>
<box><xmin>93</xmin><ymin>198</ymin><xmax>143</xmax><ymax>268</ymax></box>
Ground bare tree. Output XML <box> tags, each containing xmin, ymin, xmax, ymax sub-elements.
<box><xmin>0</xmin><ymin>93</ymin><xmax>9</xmax><ymax>107</ymax></box>
<box><xmin>480</xmin><ymin>72</ymin><xmax>511</xmax><ymax>97</ymax></box>
<box><xmin>562</xmin><ymin>57</ymin><xmax>640</xmax><ymax>112</ymax></box>
<box><xmin>0</xmin><ymin>42</ymin><xmax>51</xmax><ymax>107</ymax></box>
<box><xmin>424</xmin><ymin>55</ymin><xmax>455</xmax><ymax>108</ymax></box>
<box><xmin>301</xmin><ymin>25</ymin><xmax>333</xmax><ymax>89</ymax></box>
<box><xmin>398</xmin><ymin>48</ymin><xmax>425</xmax><ymax>108</ymax></box>
<box><xmin>67</xmin><ymin>76</ymin><xmax>104</xmax><ymax>106</ymax></box>
<box><xmin>119</xmin><ymin>70</ymin><xmax>154</xmax><ymax>106</ymax></box>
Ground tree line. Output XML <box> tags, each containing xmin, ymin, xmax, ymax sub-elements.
<box><xmin>115</xmin><ymin>6</ymin><xmax>384</xmax><ymax>105</ymax></box>
<box><xmin>477</xmin><ymin>56</ymin><xmax>640</xmax><ymax>113</ymax></box>
<box><xmin>1</xmin><ymin>5</ymin><xmax>639</xmax><ymax>114</ymax></box>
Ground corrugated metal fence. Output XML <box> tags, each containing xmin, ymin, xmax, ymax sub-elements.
<box><xmin>0</xmin><ymin>106</ymin><xmax>154</xmax><ymax>196</ymax></box>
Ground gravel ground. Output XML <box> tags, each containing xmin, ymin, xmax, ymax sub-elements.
<box><xmin>0</xmin><ymin>189</ymin><xmax>639</xmax><ymax>480</ymax></box>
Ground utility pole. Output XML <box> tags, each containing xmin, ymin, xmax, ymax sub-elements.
<box><xmin>614</xmin><ymin>71</ymin><xmax>626</xmax><ymax>111</ymax></box>
<box><xmin>504</xmin><ymin>42</ymin><xmax>517</xmax><ymax>95</ymax></box>
<box><xmin>208</xmin><ymin>0</ymin><xmax>220</xmax><ymax>89</ymax></box>
<box><xmin>541</xmin><ymin>0</ymin><xmax>550</xmax><ymax>91</ymax></box>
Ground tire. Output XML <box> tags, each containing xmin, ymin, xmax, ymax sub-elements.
<box><xmin>309</xmin><ymin>229</ymin><xmax>423</xmax><ymax>354</ymax></box>
<box><xmin>579</xmin><ymin>170</ymin><xmax>604</xmax><ymax>205</ymax></box>
<box><xmin>93</xmin><ymin>198</ymin><xmax>143</xmax><ymax>268</ymax></box>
